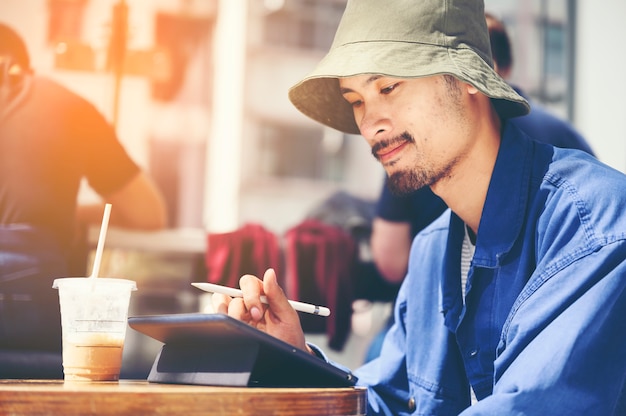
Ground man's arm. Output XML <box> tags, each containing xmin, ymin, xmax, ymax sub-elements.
<box><xmin>371</xmin><ymin>179</ymin><xmax>448</xmax><ymax>285</ymax></box>
<box><xmin>370</xmin><ymin>217</ymin><xmax>412</xmax><ymax>284</ymax></box>
<box><xmin>76</xmin><ymin>171</ymin><xmax>167</xmax><ymax>230</ymax></box>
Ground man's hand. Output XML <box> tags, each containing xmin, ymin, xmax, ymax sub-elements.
<box><xmin>212</xmin><ymin>268</ymin><xmax>311</xmax><ymax>353</ymax></box>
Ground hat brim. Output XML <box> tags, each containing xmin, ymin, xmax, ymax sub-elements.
<box><xmin>288</xmin><ymin>40</ymin><xmax>529</xmax><ymax>135</ymax></box>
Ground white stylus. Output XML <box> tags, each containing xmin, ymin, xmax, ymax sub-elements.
<box><xmin>192</xmin><ymin>282</ymin><xmax>331</xmax><ymax>317</ymax></box>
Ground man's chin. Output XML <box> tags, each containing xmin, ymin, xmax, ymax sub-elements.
<box><xmin>387</xmin><ymin>171</ymin><xmax>429</xmax><ymax>196</ymax></box>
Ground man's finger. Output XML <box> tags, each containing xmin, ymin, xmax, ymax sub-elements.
<box><xmin>262</xmin><ymin>268</ymin><xmax>299</xmax><ymax>319</ymax></box>
<box><xmin>228</xmin><ymin>297</ymin><xmax>250</xmax><ymax>321</ymax></box>
<box><xmin>211</xmin><ymin>293</ymin><xmax>229</xmax><ymax>314</ymax></box>
<box><xmin>239</xmin><ymin>274</ymin><xmax>265</xmax><ymax>321</ymax></box>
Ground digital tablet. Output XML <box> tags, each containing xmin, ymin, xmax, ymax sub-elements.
<box><xmin>128</xmin><ymin>313</ymin><xmax>357</xmax><ymax>388</ymax></box>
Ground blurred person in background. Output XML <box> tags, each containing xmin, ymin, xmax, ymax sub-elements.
<box><xmin>0</xmin><ymin>23</ymin><xmax>167</xmax><ymax>362</ymax></box>
<box><xmin>364</xmin><ymin>12</ymin><xmax>597</xmax><ymax>362</ymax></box>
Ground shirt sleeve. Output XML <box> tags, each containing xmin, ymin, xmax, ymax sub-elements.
<box><xmin>71</xmin><ymin>97</ymin><xmax>140</xmax><ymax>196</ymax></box>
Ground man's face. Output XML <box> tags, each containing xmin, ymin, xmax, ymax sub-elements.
<box><xmin>339</xmin><ymin>74</ymin><xmax>477</xmax><ymax>195</ymax></box>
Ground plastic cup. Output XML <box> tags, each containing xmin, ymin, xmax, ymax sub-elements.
<box><xmin>53</xmin><ymin>277</ymin><xmax>137</xmax><ymax>382</ymax></box>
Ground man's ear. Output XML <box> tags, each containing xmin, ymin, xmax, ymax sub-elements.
<box><xmin>465</xmin><ymin>83</ymin><xmax>480</xmax><ymax>96</ymax></box>
<box><xmin>1</xmin><ymin>58</ymin><xmax>26</xmax><ymax>88</ymax></box>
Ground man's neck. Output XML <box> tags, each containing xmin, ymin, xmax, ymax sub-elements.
<box><xmin>431</xmin><ymin>108</ymin><xmax>502</xmax><ymax>234</ymax></box>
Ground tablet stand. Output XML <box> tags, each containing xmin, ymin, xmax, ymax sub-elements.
<box><xmin>147</xmin><ymin>341</ymin><xmax>259</xmax><ymax>386</ymax></box>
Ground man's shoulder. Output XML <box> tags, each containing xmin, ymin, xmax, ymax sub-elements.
<box><xmin>31</xmin><ymin>76</ymin><xmax>108</xmax><ymax>124</ymax></box>
<box><xmin>32</xmin><ymin>76</ymin><xmax>69</xmax><ymax>94</ymax></box>
<box><xmin>543</xmin><ymin>150</ymin><xmax>626</xmax><ymax>233</ymax></box>
<box><xmin>548</xmin><ymin>148</ymin><xmax>616</xmax><ymax>181</ymax></box>
<box><xmin>32</xmin><ymin>76</ymin><xmax>93</xmax><ymax>107</ymax></box>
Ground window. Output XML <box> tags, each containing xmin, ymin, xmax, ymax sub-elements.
<box><xmin>486</xmin><ymin>0</ymin><xmax>575</xmax><ymax>118</ymax></box>
<box><xmin>257</xmin><ymin>122</ymin><xmax>346</xmax><ymax>182</ymax></box>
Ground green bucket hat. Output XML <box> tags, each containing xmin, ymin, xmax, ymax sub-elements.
<box><xmin>288</xmin><ymin>0</ymin><xmax>530</xmax><ymax>135</ymax></box>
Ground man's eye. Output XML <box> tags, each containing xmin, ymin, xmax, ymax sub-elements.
<box><xmin>381</xmin><ymin>83</ymin><xmax>398</xmax><ymax>94</ymax></box>
<box><xmin>350</xmin><ymin>100</ymin><xmax>363</xmax><ymax>108</ymax></box>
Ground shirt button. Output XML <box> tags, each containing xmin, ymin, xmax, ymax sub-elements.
<box><xmin>469</xmin><ymin>349</ymin><xmax>478</xmax><ymax>357</ymax></box>
<box><xmin>408</xmin><ymin>397</ymin><xmax>416</xmax><ymax>412</ymax></box>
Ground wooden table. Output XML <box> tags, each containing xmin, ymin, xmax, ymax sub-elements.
<box><xmin>0</xmin><ymin>379</ymin><xmax>367</xmax><ymax>415</ymax></box>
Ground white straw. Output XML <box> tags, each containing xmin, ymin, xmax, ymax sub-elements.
<box><xmin>90</xmin><ymin>203</ymin><xmax>112</xmax><ymax>278</ymax></box>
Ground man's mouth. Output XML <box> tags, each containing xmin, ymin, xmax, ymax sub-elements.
<box><xmin>376</xmin><ymin>141</ymin><xmax>409</xmax><ymax>163</ymax></box>
<box><xmin>372</xmin><ymin>132</ymin><xmax>414</xmax><ymax>163</ymax></box>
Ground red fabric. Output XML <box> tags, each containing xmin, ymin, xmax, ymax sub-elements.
<box><xmin>205</xmin><ymin>223</ymin><xmax>282</xmax><ymax>289</ymax></box>
<box><xmin>284</xmin><ymin>219</ymin><xmax>357</xmax><ymax>351</ymax></box>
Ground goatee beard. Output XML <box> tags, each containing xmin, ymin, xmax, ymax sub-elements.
<box><xmin>372</xmin><ymin>131</ymin><xmax>431</xmax><ymax>195</ymax></box>
<box><xmin>387</xmin><ymin>169</ymin><xmax>431</xmax><ymax>196</ymax></box>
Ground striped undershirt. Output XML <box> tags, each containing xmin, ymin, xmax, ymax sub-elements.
<box><xmin>461</xmin><ymin>224</ymin><xmax>478</xmax><ymax>405</ymax></box>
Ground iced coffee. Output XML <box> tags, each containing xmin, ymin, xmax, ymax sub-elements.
<box><xmin>53</xmin><ymin>277</ymin><xmax>136</xmax><ymax>381</ymax></box>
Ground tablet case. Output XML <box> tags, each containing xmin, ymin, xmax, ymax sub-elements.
<box><xmin>128</xmin><ymin>313</ymin><xmax>357</xmax><ymax>388</ymax></box>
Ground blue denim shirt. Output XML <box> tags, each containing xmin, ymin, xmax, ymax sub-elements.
<box><xmin>351</xmin><ymin>124</ymin><xmax>626</xmax><ymax>415</ymax></box>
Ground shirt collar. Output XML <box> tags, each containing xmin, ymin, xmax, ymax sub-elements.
<box><xmin>471</xmin><ymin>122</ymin><xmax>534</xmax><ymax>268</ymax></box>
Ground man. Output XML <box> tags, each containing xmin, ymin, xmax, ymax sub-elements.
<box><xmin>362</xmin><ymin>12</ymin><xmax>599</xmax><ymax>364</ymax></box>
<box><xmin>214</xmin><ymin>0</ymin><xmax>626</xmax><ymax>414</ymax></box>
<box><xmin>0</xmin><ymin>23</ymin><xmax>167</xmax><ymax>364</ymax></box>
<box><xmin>371</xmin><ymin>12</ymin><xmax>596</xmax><ymax>286</ymax></box>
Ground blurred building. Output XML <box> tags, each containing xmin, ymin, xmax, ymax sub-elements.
<box><xmin>2</xmin><ymin>0</ymin><xmax>624</xmax><ymax>235</ymax></box>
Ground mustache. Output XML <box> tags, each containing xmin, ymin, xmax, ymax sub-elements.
<box><xmin>371</xmin><ymin>132</ymin><xmax>415</xmax><ymax>160</ymax></box>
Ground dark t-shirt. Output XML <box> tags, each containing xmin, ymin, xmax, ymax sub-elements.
<box><xmin>0</xmin><ymin>76</ymin><xmax>140</xmax><ymax>251</ymax></box>
<box><xmin>376</xmin><ymin>88</ymin><xmax>595</xmax><ymax>236</ymax></box>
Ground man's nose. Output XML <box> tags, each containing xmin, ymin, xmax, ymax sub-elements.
<box><xmin>357</xmin><ymin>103</ymin><xmax>392</xmax><ymax>142</ymax></box>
